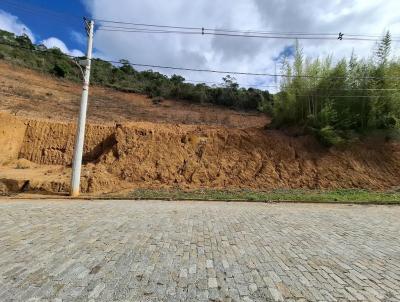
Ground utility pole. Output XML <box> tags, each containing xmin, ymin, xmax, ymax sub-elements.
<box><xmin>70</xmin><ymin>18</ymin><xmax>94</xmax><ymax>197</ymax></box>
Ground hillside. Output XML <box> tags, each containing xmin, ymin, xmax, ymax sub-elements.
<box><xmin>1</xmin><ymin>61</ymin><xmax>400</xmax><ymax>195</ymax></box>
<box><xmin>0</xmin><ymin>61</ymin><xmax>268</xmax><ymax>127</ymax></box>
<box><xmin>0</xmin><ymin>29</ymin><xmax>273</xmax><ymax>112</ymax></box>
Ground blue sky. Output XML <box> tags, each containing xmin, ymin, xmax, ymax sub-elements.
<box><xmin>0</xmin><ymin>0</ymin><xmax>88</xmax><ymax>53</ymax></box>
<box><xmin>0</xmin><ymin>0</ymin><xmax>399</xmax><ymax>90</ymax></box>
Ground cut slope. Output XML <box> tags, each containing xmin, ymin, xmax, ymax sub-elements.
<box><xmin>99</xmin><ymin>123</ymin><xmax>400</xmax><ymax>190</ymax></box>
<box><xmin>0</xmin><ymin>113</ymin><xmax>26</xmax><ymax>164</ymax></box>
<box><xmin>1</xmin><ymin>113</ymin><xmax>399</xmax><ymax>193</ymax></box>
<box><xmin>1</xmin><ymin>61</ymin><xmax>399</xmax><ymax>194</ymax></box>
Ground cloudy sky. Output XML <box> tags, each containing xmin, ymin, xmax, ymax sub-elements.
<box><xmin>1</xmin><ymin>0</ymin><xmax>400</xmax><ymax>90</ymax></box>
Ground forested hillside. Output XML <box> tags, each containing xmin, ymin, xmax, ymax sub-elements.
<box><xmin>0</xmin><ymin>29</ymin><xmax>272</xmax><ymax>111</ymax></box>
<box><xmin>1</xmin><ymin>29</ymin><xmax>399</xmax><ymax>145</ymax></box>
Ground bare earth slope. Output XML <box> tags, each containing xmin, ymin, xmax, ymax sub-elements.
<box><xmin>0</xmin><ymin>61</ymin><xmax>268</xmax><ymax>128</ymax></box>
<box><xmin>1</xmin><ymin>61</ymin><xmax>400</xmax><ymax>194</ymax></box>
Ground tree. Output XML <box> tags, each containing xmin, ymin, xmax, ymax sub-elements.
<box><xmin>15</xmin><ymin>34</ymin><xmax>34</xmax><ymax>50</ymax></box>
<box><xmin>222</xmin><ymin>75</ymin><xmax>239</xmax><ymax>89</ymax></box>
<box><xmin>375</xmin><ymin>31</ymin><xmax>391</xmax><ymax>66</ymax></box>
<box><xmin>170</xmin><ymin>74</ymin><xmax>185</xmax><ymax>84</ymax></box>
<box><xmin>0</xmin><ymin>27</ymin><xmax>274</xmax><ymax>111</ymax></box>
<box><xmin>119</xmin><ymin>59</ymin><xmax>136</xmax><ymax>75</ymax></box>
<box><xmin>52</xmin><ymin>61</ymin><xmax>71</xmax><ymax>78</ymax></box>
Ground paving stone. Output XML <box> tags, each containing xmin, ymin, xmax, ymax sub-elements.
<box><xmin>248</xmin><ymin>283</ymin><xmax>258</xmax><ymax>293</ymax></box>
<box><xmin>206</xmin><ymin>259</ymin><xmax>214</xmax><ymax>268</ymax></box>
<box><xmin>189</xmin><ymin>264</ymin><xmax>197</xmax><ymax>275</ymax></box>
<box><xmin>0</xmin><ymin>199</ymin><xmax>399</xmax><ymax>301</ymax></box>
<box><xmin>208</xmin><ymin>277</ymin><xmax>218</xmax><ymax>288</ymax></box>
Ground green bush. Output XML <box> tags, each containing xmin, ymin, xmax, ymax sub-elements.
<box><xmin>52</xmin><ymin>62</ymin><xmax>71</xmax><ymax>78</ymax></box>
<box><xmin>15</xmin><ymin>34</ymin><xmax>34</xmax><ymax>50</ymax></box>
<box><xmin>317</xmin><ymin>126</ymin><xmax>344</xmax><ymax>146</ymax></box>
<box><xmin>273</xmin><ymin>33</ymin><xmax>400</xmax><ymax>145</ymax></box>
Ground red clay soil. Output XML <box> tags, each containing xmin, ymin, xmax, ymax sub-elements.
<box><xmin>1</xmin><ymin>61</ymin><xmax>400</xmax><ymax>194</ymax></box>
<box><xmin>1</xmin><ymin>112</ymin><xmax>400</xmax><ymax>194</ymax></box>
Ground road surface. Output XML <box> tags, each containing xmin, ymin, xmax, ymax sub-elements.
<box><xmin>0</xmin><ymin>199</ymin><xmax>399</xmax><ymax>301</ymax></box>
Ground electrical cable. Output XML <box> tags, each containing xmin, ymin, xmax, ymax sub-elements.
<box><xmin>2</xmin><ymin>0</ymin><xmax>398</xmax><ymax>41</ymax></box>
<box><xmin>2</xmin><ymin>41</ymin><xmax>400</xmax><ymax>89</ymax></box>
<box><xmin>95</xmin><ymin>18</ymin><xmax>400</xmax><ymax>39</ymax></box>
<box><xmin>96</xmin><ymin>27</ymin><xmax>400</xmax><ymax>42</ymax></box>
<box><xmin>0</xmin><ymin>0</ymin><xmax>82</xmax><ymax>21</ymax></box>
<box><xmin>104</xmin><ymin>59</ymin><xmax>400</xmax><ymax>80</ymax></box>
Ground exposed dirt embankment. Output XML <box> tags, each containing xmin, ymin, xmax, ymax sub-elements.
<box><xmin>19</xmin><ymin>119</ymin><xmax>114</xmax><ymax>165</ymax></box>
<box><xmin>1</xmin><ymin>112</ymin><xmax>399</xmax><ymax>194</ymax></box>
<box><xmin>0</xmin><ymin>113</ymin><xmax>26</xmax><ymax>165</ymax></box>
<box><xmin>99</xmin><ymin>124</ymin><xmax>400</xmax><ymax>190</ymax></box>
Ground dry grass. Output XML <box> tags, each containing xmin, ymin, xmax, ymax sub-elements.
<box><xmin>0</xmin><ymin>61</ymin><xmax>269</xmax><ymax>128</ymax></box>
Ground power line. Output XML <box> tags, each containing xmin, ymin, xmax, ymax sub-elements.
<box><xmin>104</xmin><ymin>59</ymin><xmax>400</xmax><ymax>80</ymax></box>
<box><xmin>2</xmin><ymin>0</ymin><xmax>397</xmax><ymax>41</ymax></box>
<box><xmin>2</xmin><ymin>40</ymin><xmax>400</xmax><ymax>82</ymax></box>
<box><xmin>0</xmin><ymin>87</ymin><xmax>394</xmax><ymax>101</ymax></box>
<box><xmin>0</xmin><ymin>0</ymin><xmax>82</xmax><ymax>20</ymax></box>
<box><xmin>95</xmin><ymin>19</ymin><xmax>202</xmax><ymax>31</ymax></box>
<box><xmin>294</xmin><ymin>88</ymin><xmax>400</xmax><ymax>92</ymax></box>
<box><xmin>188</xmin><ymin>81</ymin><xmax>400</xmax><ymax>93</ymax></box>
<box><xmin>286</xmin><ymin>95</ymin><xmax>396</xmax><ymax>98</ymax></box>
<box><xmin>95</xmin><ymin>18</ymin><xmax>400</xmax><ymax>40</ymax></box>
<box><xmin>0</xmin><ymin>44</ymin><xmax>398</xmax><ymax>98</ymax></box>
<box><xmin>99</xmin><ymin>25</ymin><xmax>339</xmax><ymax>36</ymax></box>
<box><xmin>186</xmin><ymin>80</ymin><xmax>279</xmax><ymax>88</ymax></box>
<box><xmin>96</xmin><ymin>26</ymin><xmax>400</xmax><ymax>42</ymax></box>
<box><xmin>0</xmin><ymin>41</ymin><xmax>268</xmax><ymax>90</ymax></box>
<box><xmin>188</xmin><ymin>80</ymin><xmax>400</xmax><ymax>91</ymax></box>
<box><xmin>0</xmin><ymin>1</ymin><xmax>82</xmax><ymax>25</ymax></box>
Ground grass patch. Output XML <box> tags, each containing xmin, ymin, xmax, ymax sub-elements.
<box><xmin>109</xmin><ymin>188</ymin><xmax>400</xmax><ymax>204</ymax></box>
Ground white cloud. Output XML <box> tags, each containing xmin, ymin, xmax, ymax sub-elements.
<box><xmin>71</xmin><ymin>30</ymin><xmax>86</xmax><ymax>46</ymax></box>
<box><xmin>0</xmin><ymin>9</ymin><xmax>35</xmax><ymax>42</ymax></box>
<box><xmin>41</xmin><ymin>37</ymin><xmax>84</xmax><ymax>57</ymax></box>
<box><xmin>83</xmin><ymin>0</ymin><xmax>400</xmax><ymax>91</ymax></box>
<box><xmin>0</xmin><ymin>10</ymin><xmax>84</xmax><ymax>57</ymax></box>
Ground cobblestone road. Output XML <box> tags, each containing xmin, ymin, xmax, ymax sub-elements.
<box><xmin>0</xmin><ymin>200</ymin><xmax>399</xmax><ymax>302</ymax></box>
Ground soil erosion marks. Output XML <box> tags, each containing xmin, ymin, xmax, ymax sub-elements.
<box><xmin>1</xmin><ymin>112</ymin><xmax>400</xmax><ymax>194</ymax></box>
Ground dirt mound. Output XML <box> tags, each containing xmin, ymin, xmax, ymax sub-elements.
<box><xmin>1</xmin><ymin>113</ymin><xmax>399</xmax><ymax>194</ymax></box>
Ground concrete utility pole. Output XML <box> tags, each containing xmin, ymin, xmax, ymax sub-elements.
<box><xmin>70</xmin><ymin>19</ymin><xmax>94</xmax><ymax>197</ymax></box>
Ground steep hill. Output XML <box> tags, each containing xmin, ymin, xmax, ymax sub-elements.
<box><xmin>0</xmin><ymin>61</ymin><xmax>268</xmax><ymax>127</ymax></box>
<box><xmin>1</xmin><ymin>61</ymin><xmax>400</xmax><ymax>195</ymax></box>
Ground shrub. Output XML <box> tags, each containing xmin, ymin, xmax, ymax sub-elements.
<box><xmin>52</xmin><ymin>62</ymin><xmax>71</xmax><ymax>78</ymax></box>
<box><xmin>317</xmin><ymin>126</ymin><xmax>344</xmax><ymax>146</ymax></box>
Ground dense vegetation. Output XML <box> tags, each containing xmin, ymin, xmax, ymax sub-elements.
<box><xmin>273</xmin><ymin>34</ymin><xmax>400</xmax><ymax>145</ymax></box>
<box><xmin>0</xmin><ymin>29</ymin><xmax>272</xmax><ymax>111</ymax></box>
<box><xmin>1</xmin><ymin>29</ymin><xmax>399</xmax><ymax>145</ymax></box>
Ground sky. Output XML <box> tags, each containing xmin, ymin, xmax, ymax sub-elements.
<box><xmin>0</xmin><ymin>0</ymin><xmax>400</xmax><ymax>90</ymax></box>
